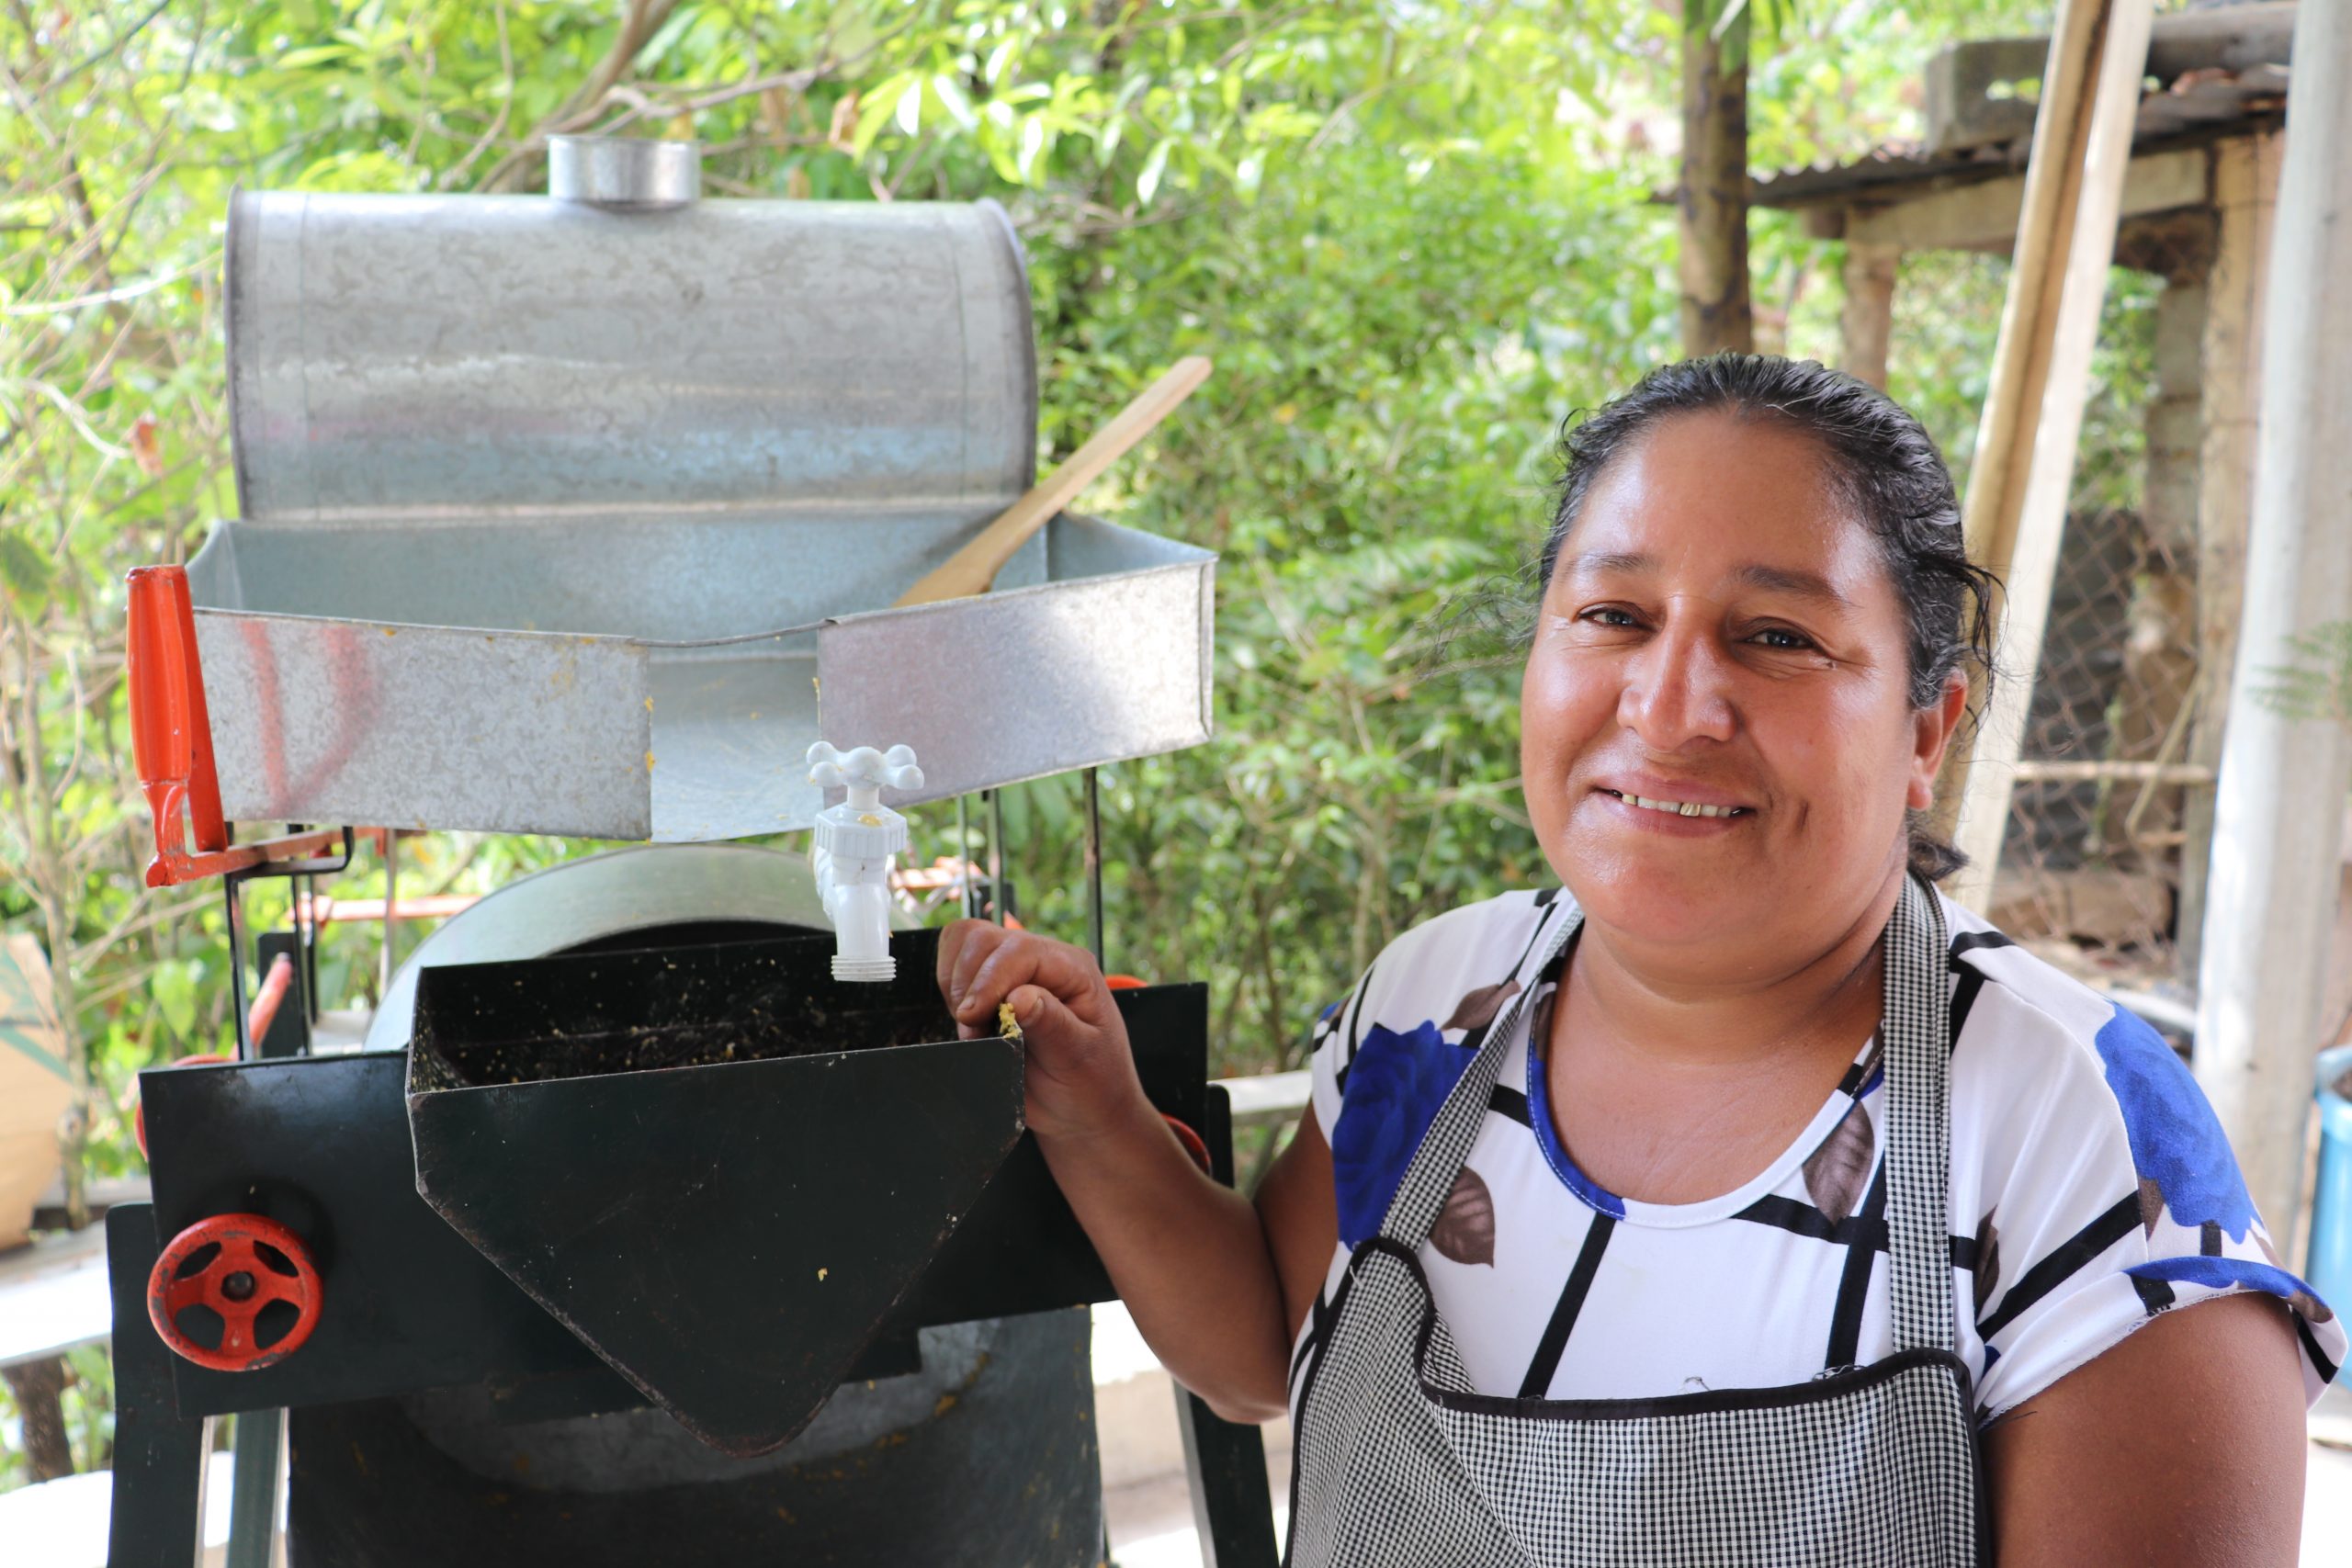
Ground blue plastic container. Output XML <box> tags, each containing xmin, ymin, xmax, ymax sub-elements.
<box><xmin>2308</xmin><ymin>1043</ymin><xmax>2352</xmax><ymax>1378</ymax></box>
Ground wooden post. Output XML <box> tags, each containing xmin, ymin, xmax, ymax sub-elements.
<box><xmin>1943</xmin><ymin>0</ymin><xmax>2159</xmax><ymax>913</ymax></box>
<box><xmin>1679</xmin><ymin>11</ymin><xmax>1754</xmax><ymax>355</ymax></box>
<box><xmin>2193</xmin><ymin>0</ymin><xmax>2352</xmax><ymax>1238</ymax></box>
<box><xmin>0</xmin><ymin>1357</ymin><xmax>74</xmax><ymax>1480</ymax></box>
<box><xmin>1839</xmin><ymin>243</ymin><xmax>1900</xmax><ymax>389</ymax></box>
<box><xmin>2177</xmin><ymin>133</ymin><xmax>2285</xmax><ymax>981</ymax></box>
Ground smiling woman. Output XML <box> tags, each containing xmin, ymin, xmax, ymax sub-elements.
<box><xmin>935</xmin><ymin>355</ymin><xmax>2343</xmax><ymax>1566</ymax></box>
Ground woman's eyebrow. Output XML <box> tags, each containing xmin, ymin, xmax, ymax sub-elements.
<box><xmin>1565</xmin><ymin>549</ymin><xmax>1654</xmax><ymax>577</ymax></box>
<box><xmin>1735</xmin><ymin>563</ymin><xmax>1851</xmax><ymax>607</ymax></box>
<box><xmin>1566</xmin><ymin>551</ymin><xmax>1850</xmax><ymax>608</ymax></box>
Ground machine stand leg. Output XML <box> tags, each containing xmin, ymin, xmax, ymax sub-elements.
<box><xmin>1084</xmin><ymin>766</ymin><xmax>1105</xmax><ymax>971</ymax></box>
<box><xmin>1174</xmin><ymin>1389</ymin><xmax>1279</xmax><ymax>1568</ymax></box>
<box><xmin>1172</xmin><ymin>1086</ymin><xmax>1281</xmax><ymax>1566</ymax></box>
<box><xmin>254</xmin><ymin>931</ymin><xmax>311</xmax><ymax>1057</ymax></box>
<box><xmin>226</xmin><ymin>1408</ymin><xmax>287</xmax><ymax>1568</ymax></box>
<box><xmin>106</xmin><ymin>1203</ymin><xmax>209</xmax><ymax>1568</ymax></box>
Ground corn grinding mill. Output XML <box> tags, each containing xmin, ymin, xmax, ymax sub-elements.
<box><xmin>107</xmin><ymin>137</ymin><xmax>1272</xmax><ymax>1567</ymax></box>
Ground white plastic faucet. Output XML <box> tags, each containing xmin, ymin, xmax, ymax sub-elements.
<box><xmin>807</xmin><ymin>742</ymin><xmax>924</xmax><ymax>982</ymax></box>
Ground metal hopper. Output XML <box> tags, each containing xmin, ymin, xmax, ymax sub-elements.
<box><xmin>186</xmin><ymin>137</ymin><xmax>1215</xmax><ymax>840</ymax></box>
<box><xmin>404</xmin><ymin>925</ymin><xmax>1023</xmax><ymax>1456</ymax></box>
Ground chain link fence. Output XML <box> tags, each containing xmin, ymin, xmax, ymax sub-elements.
<box><xmin>1972</xmin><ymin>230</ymin><xmax>2211</xmax><ymax>996</ymax></box>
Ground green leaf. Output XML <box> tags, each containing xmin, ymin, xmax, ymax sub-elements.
<box><xmin>154</xmin><ymin>962</ymin><xmax>198</xmax><ymax>1041</ymax></box>
<box><xmin>0</xmin><ymin>528</ymin><xmax>53</xmax><ymax>604</ymax></box>
<box><xmin>276</xmin><ymin>44</ymin><xmax>355</xmax><ymax>70</ymax></box>
<box><xmin>1017</xmin><ymin>111</ymin><xmax>1048</xmax><ymax>181</ymax></box>
<box><xmin>932</xmin><ymin>73</ymin><xmax>977</xmax><ymax>131</ymax></box>
<box><xmin>1136</xmin><ymin>137</ymin><xmax>1172</xmax><ymax>205</ymax></box>
<box><xmin>851</xmin><ymin>72</ymin><xmax>916</xmax><ymax>160</ymax></box>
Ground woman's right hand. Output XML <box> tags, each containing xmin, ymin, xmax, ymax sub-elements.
<box><xmin>937</xmin><ymin>916</ymin><xmax>1320</xmax><ymax>1424</ymax></box>
<box><xmin>935</xmin><ymin>919</ymin><xmax>1147</xmax><ymax>1145</ymax></box>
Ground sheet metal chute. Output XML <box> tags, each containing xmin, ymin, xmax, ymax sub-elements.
<box><xmin>183</xmin><ymin>136</ymin><xmax>1215</xmax><ymax>841</ymax></box>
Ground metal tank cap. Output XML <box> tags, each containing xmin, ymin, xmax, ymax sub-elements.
<box><xmin>547</xmin><ymin>135</ymin><xmax>701</xmax><ymax>209</ymax></box>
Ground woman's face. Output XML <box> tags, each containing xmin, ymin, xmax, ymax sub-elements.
<box><xmin>1521</xmin><ymin>410</ymin><xmax>1964</xmax><ymax>960</ymax></box>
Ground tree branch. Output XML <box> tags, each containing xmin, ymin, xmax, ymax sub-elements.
<box><xmin>479</xmin><ymin>0</ymin><xmax>684</xmax><ymax>193</ymax></box>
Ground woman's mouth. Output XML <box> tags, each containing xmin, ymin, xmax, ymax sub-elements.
<box><xmin>1597</xmin><ymin>788</ymin><xmax>1750</xmax><ymax>820</ymax></box>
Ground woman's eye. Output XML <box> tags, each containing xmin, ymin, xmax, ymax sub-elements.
<box><xmin>1578</xmin><ymin>606</ymin><xmax>1642</xmax><ymax>629</ymax></box>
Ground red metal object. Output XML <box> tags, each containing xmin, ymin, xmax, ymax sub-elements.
<box><xmin>1103</xmin><ymin>975</ymin><xmax>1148</xmax><ymax>991</ymax></box>
<box><xmin>124</xmin><ymin>565</ymin><xmax>346</xmax><ymax>886</ymax></box>
<box><xmin>296</xmin><ymin>890</ymin><xmax>480</xmax><ymax>925</ymax></box>
<box><xmin>1162</xmin><ymin>1114</ymin><xmax>1213</xmax><ymax>1176</ymax></box>
<box><xmin>146</xmin><ymin>1212</ymin><xmax>323</xmax><ymax>1372</ymax></box>
<box><xmin>244</xmin><ymin>952</ymin><xmax>297</xmax><ymax>1045</ymax></box>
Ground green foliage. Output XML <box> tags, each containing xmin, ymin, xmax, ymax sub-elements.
<box><xmin>2258</xmin><ymin>623</ymin><xmax>2352</xmax><ymax>732</ymax></box>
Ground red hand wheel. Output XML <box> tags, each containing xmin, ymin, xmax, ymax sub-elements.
<box><xmin>146</xmin><ymin>1213</ymin><xmax>322</xmax><ymax>1372</ymax></box>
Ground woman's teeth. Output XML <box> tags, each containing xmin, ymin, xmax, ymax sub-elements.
<box><xmin>1605</xmin><ymin>790</ymin><xmax>1745</xmax><ymax>819</ymax></box>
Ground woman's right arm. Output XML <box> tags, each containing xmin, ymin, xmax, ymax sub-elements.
<box><xmin>937</xmin><ymin>919</ymin><xmax>1338</xmax><ymax>1424</ymax></box>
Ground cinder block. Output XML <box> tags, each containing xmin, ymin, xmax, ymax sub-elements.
<box><xmin>1926</xmin><ymin>38</ymin><xmax>2050</xmax><ymax>155</ymax></box>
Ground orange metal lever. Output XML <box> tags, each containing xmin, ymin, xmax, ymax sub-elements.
<box><xmin>125</xmin><ymin>565</ymin><xmax>345</xmax><ymax>886</ymax></box>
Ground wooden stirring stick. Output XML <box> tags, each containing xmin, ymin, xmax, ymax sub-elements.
<box><xmin>893</xmin><ymin>355</ymin><xmax>1213</xmax><ymax>607</ymax></box>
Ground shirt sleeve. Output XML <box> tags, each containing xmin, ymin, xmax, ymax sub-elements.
<box><xmin>1306</xmin><ymin>974</ymin><xmax>1370</xmax><ymax>1140</ymax></box>
<box><xmin>1957</xmin><ymin>979</ymin><xmax>2346</xmax><ymax>1416</ymax></box>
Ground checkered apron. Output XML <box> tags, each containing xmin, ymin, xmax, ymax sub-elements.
<box><xmin>1285</xmin><ymin>874</ymin><xmax>1983</xmax><ymax>1567</ymax></box>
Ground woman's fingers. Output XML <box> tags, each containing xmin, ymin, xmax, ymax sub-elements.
<box><xmin>940</xmin><ymin>919</ymin><xmax>1015</xmax><ymax>1020</ymax></box>
<box><xmin>1004</xmin><ymin>982</ymin><xmax>1089</xmax><ymax>1047</ymax></box>
<box><xmin>933</xmin><ymin>925</ymin><xmax>1142</xmax><ymax>1144</ymax></box>
<box><xmin>937</xmin><ymin>922</ymin><xmax>1087</xmax><ymax>1022</ymax></box>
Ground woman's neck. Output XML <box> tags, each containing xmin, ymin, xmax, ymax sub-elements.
<box><xmin>1565</xmin><ymin>862</ymin><xmax>1906</xmax><ymax>1074</ymax></box>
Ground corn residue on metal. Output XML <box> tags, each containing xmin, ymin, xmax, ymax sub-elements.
<box><xmin>997</xmin><ymin>1001</ymin><xmax>1022</xmax><ymax>1041</ymax></box>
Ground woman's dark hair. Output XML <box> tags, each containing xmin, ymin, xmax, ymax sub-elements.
<box><xmin>1538</xmin><ymin>353</ymin><xmax>1999</xmax><ymax>882</ymax></box>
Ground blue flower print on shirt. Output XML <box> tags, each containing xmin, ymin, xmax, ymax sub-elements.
<box><xmin>1331</xmin><ymin>1021</ymin><xmax>1474</xmax><ymax>1247</ymax></box>
<box><xmin>2125</xmin><ymin>1256</ymin><xmax>2335</xmax><ymax>1323</ymax></box>
<box><xmin>2094</xmin><ymin>1004</ymin><xmax>2257</xmax><ymax>1243</ymax></box>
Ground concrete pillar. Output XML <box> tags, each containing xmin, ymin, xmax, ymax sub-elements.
<box><xmin>2194</xmin><ymin>0</ymin><xmax>2352</xmax><ymax>1240</ymax></box>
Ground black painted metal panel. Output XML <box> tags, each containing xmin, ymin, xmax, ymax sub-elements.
<box><xmin>286</xmin><ymin>1309</ymin><xmax>1104</xmax><ymax>1568</ymax></box>
<box><xmin>105</xmin><ymin>1204</ymin><xmax>209</xmax><ymax>1568</ymax></box>
<box><xmin>142</xmin><ymin>1053</ymin><xmax>614</xmax><ymax>1418</ymax></box>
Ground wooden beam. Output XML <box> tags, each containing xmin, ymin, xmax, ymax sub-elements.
<box><xmin>2194</xmin><ymin>0</ymin><xmax>2352</xmax><ymax>1240</ymax></box>
<box><xmin>1838</xmin><ymin>243</ymin><xmax>1900</xmax><ymax>389</ymax></box>
<box><xmin>1841</xmin><ymin>143</ymin><xmax>2209</xmax><ymax>254</ymax></box>
<box><xmin>2177</xmin><ymin>130</ymin><xmax>2285</xmax><ymax>980</ymax></box>
<box><xmin>1944</xmin><ymin>0</ymin><xmax>2160</xmax><ymax>913</ymax></box>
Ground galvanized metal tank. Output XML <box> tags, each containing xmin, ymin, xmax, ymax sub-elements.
<box><xmin>187</xmin><ymin>138</ymin><xmax>1215</xmax><ymax>841</ymax></box>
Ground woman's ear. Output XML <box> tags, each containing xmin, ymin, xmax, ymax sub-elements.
<box><xmin>1908</xmin><ymin>671</ymin><xmax>1971</xmax><ymax>811</ymax></box>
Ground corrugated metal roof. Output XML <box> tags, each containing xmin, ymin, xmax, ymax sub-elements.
<box><xmin>1753</xmin><ymin>63</ymin><xmax>2288</xmax><ymax>209</ymax></box>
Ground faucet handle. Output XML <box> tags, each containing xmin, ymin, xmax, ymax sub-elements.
<box><xmin>807</xmin><ymin>741</ymin><xmax>924</xmax><ymax>796</ymax></box>
<box><xmin>878</xmin><ymin>744</ymin><xmax>924</xmax><ymax>793</ymax></box>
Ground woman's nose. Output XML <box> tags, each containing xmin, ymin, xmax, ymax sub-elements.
<box><xmin>1616</xmin><ymin>622</ymin><xmax>1737</xmax><ymax>749</ymax></box>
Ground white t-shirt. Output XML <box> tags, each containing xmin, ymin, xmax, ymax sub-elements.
<box><xmin>1292</xmin><ymin>888</ymin><xmax>2346</xmax><ymax>1421</ymax></box>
